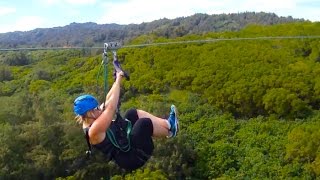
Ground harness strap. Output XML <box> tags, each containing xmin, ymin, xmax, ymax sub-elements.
<box><xmin>106</xmin><ymin>118</ymin><xmax>132</xmax><ymax>152</ymax></box>
<box><xmin>85</xmin><ymin>129</ymin><xmax>92</xmax><ymax>158</ymax></box>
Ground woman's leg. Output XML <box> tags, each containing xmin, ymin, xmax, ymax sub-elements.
<box><xmin>136</xmin><ymin>110</ymin><xmax>170</xmax><ymax>137</ymax></box>
<box><xmin>131</xmin><ymin>118</ymin><xmax>154</xmax><ymax>154</ymax></box>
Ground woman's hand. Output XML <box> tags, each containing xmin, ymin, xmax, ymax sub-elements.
<box><xmin>116</xmin><ymin>71</ymin><xmax>125</xmax><ymax>80</ymax></box>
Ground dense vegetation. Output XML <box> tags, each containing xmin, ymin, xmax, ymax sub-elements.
<box><xmin>0</xmin><ymin>12</ymin><xmax>305</xmax><ymax>49</ymax></box>
<box><xmin>0</xmin><ymin>22</ymin><xmax>320</xmax><ymax>179</ymax></box>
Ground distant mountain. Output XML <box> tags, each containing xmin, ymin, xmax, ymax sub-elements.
<box><xmin>0</xmin><ymin>12</ymin><xmax>305</xmax><ymax>48</ymax></box>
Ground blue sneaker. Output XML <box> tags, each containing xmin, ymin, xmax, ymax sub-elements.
<box><xmin>168</xmin><ymin>105</ymin><xmax>179</xmax><ymax>137</ymax></box>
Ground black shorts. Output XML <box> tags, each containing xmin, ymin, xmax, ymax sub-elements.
<box><xmin>113</xmin><ymin>108</ymin><xmax>154</xmax><ymax>170</ymax></box>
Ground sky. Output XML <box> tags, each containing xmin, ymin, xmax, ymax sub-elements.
<box><xmin>0</xmin><ymin>0</ymin><xmax>319</xmax><ymax>33</ymax></box>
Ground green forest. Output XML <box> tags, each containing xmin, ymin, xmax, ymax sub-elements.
<box><xmin>0</xmin><ymin>22</ymin><xmax>320</xmax><ymax>179</ymax></box>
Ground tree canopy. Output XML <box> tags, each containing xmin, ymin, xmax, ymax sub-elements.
<box><xmin>0</xmin><ymin>22</ymin><xmax>320</xmax><ymax>179</ymax></box>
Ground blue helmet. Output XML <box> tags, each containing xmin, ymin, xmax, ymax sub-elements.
<box><xmin>74</xmin><ymin>94</ymin><xmax>99</xmax><ymax>115</ymax></box>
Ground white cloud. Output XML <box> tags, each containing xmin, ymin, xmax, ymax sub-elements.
<box><xmin>98</xmin><ymin>0</ymin><xmax>228</xmax><ymax>24</ymax></box>
<box><xmin>237</xmin><ymin>0</ymin><xmax>319</xmax><ymax>21</ymax></box>
<box><xmin>0</xmin><ymin>26</ymin><xmax>13</xmax><ymax>33</ymax></box>
<box><xmin>242</xmin><ymin>0</ymin><xmax>296</xmax><ymax>10</ymax></box>
<box><xmin>189</xmin><ymin>0</ymin><xmax>297</xmax><ymax>15</ymax></box>
<box><xmin>97</xmin><ymin>0</ymin><xmax>319</xmax><ymax>24</ymax></box>
<box><xmin>66</xmin><ymin>0</ymin><xmax>96</xmax><ymax>5</ymax></box>
<box><xmin>2</xmin><ymin>16</ymin><xmax>46</xmax><ymax>32</ymax></box>
<box><xmin>288</xmin><ymin>6</ymin><xmax>320</xmax><ymax>21</ymax></box>
<box><xmin>0</xmin><ymin>7</ymin><xmax>16</xmax><ymax>16</ymax></box>
<box><xmin>43</xmin><ymin>0</ymin><xmax>60</xmax><ymax>5</ymax></box>
<box><xmin>43</xmin><ymin>0</ymin><xmax>96</xmax><ymax>5</ymax></box>
<box><xmin>17</xmin><ymin>16</ymin><xmax>45</xmax><ymax>29</ymax></box>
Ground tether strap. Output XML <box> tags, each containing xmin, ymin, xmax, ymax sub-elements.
<box><xmin>96</xmin><ymin>43</ymin><xmax>132</xmax><ymax>152</ymax></box>
<box><xmin>96</xmin><ymin>44</ymin><xmax>109</xmax><ymax>111</ymax></box>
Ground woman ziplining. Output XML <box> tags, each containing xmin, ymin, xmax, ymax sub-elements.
<box><xmin>73</xmin><ymin>43</ymin><xmax>179</xmax><ymax>170</ymax></box>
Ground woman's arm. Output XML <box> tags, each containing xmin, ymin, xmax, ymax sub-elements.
<box><xmin>104</xmin><ymin>77</ymin><xmax>119</xmax><ymax>105</ymax></box>
<box><xmin>89</xmin><ymin>72</ymin><xmax>124</xmax><ymax>143</ymax></box>
<box><xmin>100</xmin><ymin>79</ymin><xmax>119</xmax><ymax>109</ymax></box>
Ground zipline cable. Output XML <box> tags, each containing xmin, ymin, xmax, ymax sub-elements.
<box><xmin>0</xmin><ymin>35</ymin><xmax>320</xmax><ymax>52</ymax></box>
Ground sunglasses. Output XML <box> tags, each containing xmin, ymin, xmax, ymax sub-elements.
<box><xmin>94</xmin><ymin>106</ymin><xmax>101</xmax><ymax>111</ymax></box>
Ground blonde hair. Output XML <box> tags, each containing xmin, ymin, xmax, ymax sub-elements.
<box><xmin>75</xmin><ymin>111</ymin><xmax>92</xmax><ymax>124</ymax></box>
<box><xmin>75</xmin><ymin>115</ymin><xmax>85</xmax><ymax>124</ymax></box>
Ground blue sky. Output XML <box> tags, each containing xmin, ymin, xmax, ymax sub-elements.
<box><xmin>0</xmin><ymin>0</ymin><xmax>319</xmax><ymax>33</ymax></box>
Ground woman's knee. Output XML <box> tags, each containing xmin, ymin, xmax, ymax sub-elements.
<box><xmin>125</xmin><ymin>108</ymin><xmax>139</xmax><ymax>123</ymax></box>
<box><xmin>132</xmin><ymin>118</ymin><xmax>153</xmax><ymax>137</ymax></box>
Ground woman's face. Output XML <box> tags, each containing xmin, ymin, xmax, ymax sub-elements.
<box><xmin>92</xmin><ymin>107</ymin><xmax>103</xmax><ymax>118</ymax></box>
